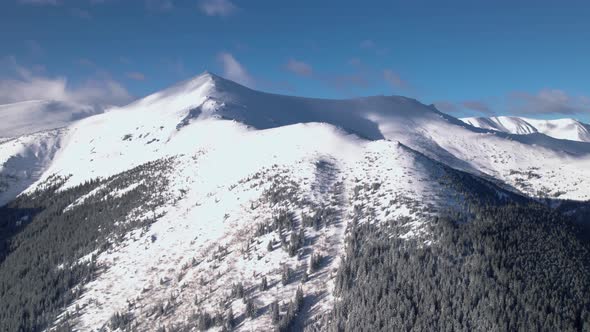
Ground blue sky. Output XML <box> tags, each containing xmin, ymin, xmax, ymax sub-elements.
<box><xmin>1</xmin><ymin>0</ymin><xmax>589</xmax><ymax>121</ymax></box>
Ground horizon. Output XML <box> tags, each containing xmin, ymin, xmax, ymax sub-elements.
<box><xmin>1</xmin><ymin>0</ymin><xmax>589</xmax><ymax>122</ymax></box>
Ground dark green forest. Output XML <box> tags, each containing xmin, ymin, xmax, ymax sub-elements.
<box><xmin>0</xmin><ymin>159</ymin><xmax>172</xmax><ymax>332</ymax></box>
<box><xmin>330</xmin><ymin>204</ymin><xmax>590</xmax><ymax>332</ymax></box>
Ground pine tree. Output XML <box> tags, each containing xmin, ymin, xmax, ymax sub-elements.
<box><xmin>260</xmin><ymin>276</ymin><xmax>268</xmax><ymax>291</ymax></box>
<box><xmin>281</xmin><ymin>266</ymin><xmax>292</xmax><ymax>285</ymax></box>
<box><xmin>246</xmin><ymin>298</ymin><xmax>257</xmax><ymax>318</ymax></box>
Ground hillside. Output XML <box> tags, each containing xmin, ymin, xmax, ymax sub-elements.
<box><xmin>0</xmin><ymin>72</ymin><xmax>589</xmax><ymax>331</ymax></box>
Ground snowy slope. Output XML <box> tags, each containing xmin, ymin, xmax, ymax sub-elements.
<box><xmin>0</xmin><ymin>128</ymin><xmax>66</xmax><ymax>206</ymax></box>
<box><xmin>0</xmin><ymin>100</ymin><xmax>103</xmax><ymax>138</ymax></box>
<box><xmin>1</xmin><ymin>72</ymin><xmax>590</xmax><ymax>330</ymax></box>
<box><xmin>462</xmin><ymin>116</ymin><xmax>590</xmax><ymax>142</ymax></box>
<box><xmin>3</xmin><ymin>72</ymin><xmax>590</xmax><ymax>207</ymax></box>
<box><xmin>55</xmin><ymin>119</ymin><xmax>516</xmax><ymax>331</ymax></box>
<box><xmin>29</xmin><ymin>72</ymin><xmax>590</xmax><ymax>202</ymax></box>
<box><xmin>0</xmin><ymin>99</ymin><xmax>98</xmax><ymax>204</ymax></box>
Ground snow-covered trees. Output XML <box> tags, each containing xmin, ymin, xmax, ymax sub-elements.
<box><xmin>0</xmin><ymin>158</ymin><xmax>173</xmax><ymax>331</ymax></box>
<box><xmin>331</xmin><ymin>204</ymin><xmax>590</xmax><ymax>331</ymax></box>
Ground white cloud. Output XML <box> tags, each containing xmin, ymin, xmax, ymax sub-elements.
<box><xmin>217</xmin><ymin>52</ymin><xmax>254</xmax><ymax>87</ymax></box>
<box><xmin>0</xmin><ymin>58</ymin><xmax>133</xmax><ymax>106</ymax></box>
<box><xmin>285</xmin><ymin>58</ymin><xmax>313</xmax><ymax>77</ymax></box>
<box><xmin>198</xmin><ymin>0</ymin><xmax>237</xmax><ymax>17</ymax></box>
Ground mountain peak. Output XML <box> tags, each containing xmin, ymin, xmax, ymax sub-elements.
<box><xmin>192</xmin><ymin>70</ymin><xmax>222</xmax><ymax>83</ymax></box>
<box><xmin>120</xmin><ymin>71</ymin><xmax>221</xmax><ymax>113</ymax></box>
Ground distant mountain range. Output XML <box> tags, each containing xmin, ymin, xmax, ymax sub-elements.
<box><xmin>461</xmin><ymin>115</ymin><xmax>590</xmax><ymax>142</ymax></box>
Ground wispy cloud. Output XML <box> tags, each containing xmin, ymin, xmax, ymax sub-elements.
<box><xmin>434</xmin><ymin>89</ymin><xmax>590</xmax><ymax>117</ymax></box>
<box><xmin>461</xmin><ymin>100</ymin><xmax>494</xmax><ymax>115</ymax></box>
<box><xmin>283</xmin><ymin>56</ymin><xmax>372</xmax><ymax>93</ymax></box>
<box><xmin>280</xmin><ymin>56</ymin><xmax>407</xmax><ymax>96</ymax></box>
<box><xmin>433</xmin><ymin>101</ymin><xmax>461</xmax><ymax>114</ymax></box>
<box><xmin>0</xmin><ymin>57</ymin><xmax>133</xmax><ymax>106</ymax></box>
<box><xmin>433</xmin><ymin>99</ymin><xmax>495</xmax><ymax>115</ymax></box>
<box><xmin>383</xmin><ymin>69</ymin><xmax>408</xmax><ymax>90</ymax></box>
<box><xmin>198</xmin><ymin>0</ymin><xmax>237</xmax><ymax>17</ymax></box>
<box><xmin>217</xmin><ymin>52</ymin><xmax>254</xmax><ymax>87</ymax></box>
<box><xmin>126</xmin><ymin>72</ymin><xmax>146</xmax><ymax>81</ymax></box>
<box><xmin>285</xmin><ymin>58</ymin><xmax>313</xmax><ymax>77</ymax></box>
<box><xmin>509</xmin><ymin>89</ymin><xmax>590</xmax><ymax>115</ymax></box>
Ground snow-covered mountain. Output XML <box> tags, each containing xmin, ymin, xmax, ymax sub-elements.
<box><xmin>14</xmin><ymin>72</ymin><xmax>590</xmax><ymax>204</ymax></box>
<box><xmin>1</xmin><ymin>72</ymin><xmax>590</xmax><ymax>331</ymax></box>
<box><xmin>461</xmin><ymin>116</ymin><xmax>590</xmax><ymax>142</ymax></box>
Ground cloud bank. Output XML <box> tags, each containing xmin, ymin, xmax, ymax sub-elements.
<box><xmin>509</xmin><ymin>89</ymin><xmax>590</xmax><ymax>115</ymax></box>
<box><xmin>0</xmin><ymin>58</ymin><xmax>133</xmax><ymax>107</ymax></box>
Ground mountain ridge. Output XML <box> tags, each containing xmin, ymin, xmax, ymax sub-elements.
<box><xmin>462</xmin><ymin>115</ymin><xmax>590</xmax><ymax>142</ymax></box>
<box><xmin>1</xmin><ymin>72</ymin><xmax>590</xmax><ymax>331</ymax></box>
<box><xmin>2</xmin><ymin>72</ymin><xmax>590</xmax><ymax>208</ymax></box>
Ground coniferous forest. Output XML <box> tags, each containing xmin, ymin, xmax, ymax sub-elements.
<box><xmin>0</xmin><ymin>159</ymin><xmax>172</xmax><ymax>332</ymax></box>
<box><xmin>330</xmin><ymin>204</ymin><xmax>590</xmax><ymax>332</ymax></box>
<box><xmin>0</xmin><ymin>157</ymin><xmax>589</xmax><ymax>331</ymax></box>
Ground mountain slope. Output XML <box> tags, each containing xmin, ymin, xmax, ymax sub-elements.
<box><xmin>0</xmin><ymin>72</ymin><xmax>590</xmax><ymax>331</ymax></box>
<box><xmin>462</xmin><ymin>115</ymin><xmax>590</xmax><ymax>142</ymax></box>
<box><xmin>28</xmin><ymin>72</ymin><xmax>590</xmax><ymax>202</ymax></box>
<box><xmin>0</xmin><ymin>128</ymin><xmax>66</xmax><ymax>206</ymax></box>
<box><xmin>0</xmin><ymin>120</ymin><xmax>528</xmax><ymax>331</ymax></box>
<box><xmin>0</xmin><ymin>100</ymin><xmax>104</xmax><ymax>205</ymax></box>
